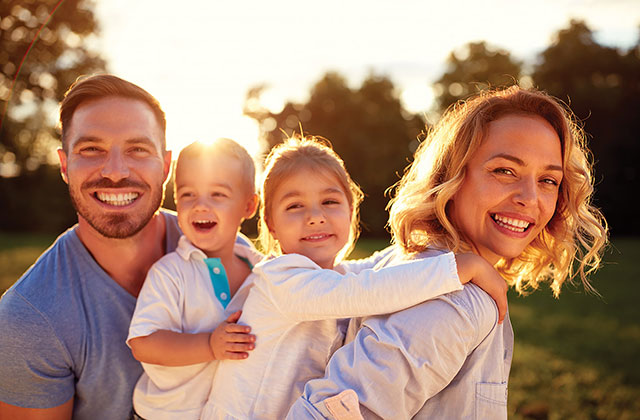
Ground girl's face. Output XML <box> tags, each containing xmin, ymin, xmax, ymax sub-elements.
<box><xmin>449</xmin><ymin>114</ymin><xmax>563</xmax><ymax>264</ymax></box>
<box><xmin>268</xmin><ymin>168</ymin><xmax>352</xmax><ymax>269</ymax></box>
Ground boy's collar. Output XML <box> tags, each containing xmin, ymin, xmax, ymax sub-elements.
<box><xmin>176</xmin><ymin>235</ymin><xmax>263</xmax><ymax>265</ymax></box>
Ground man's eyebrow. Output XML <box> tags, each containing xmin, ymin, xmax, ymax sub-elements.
<box><xmin>124</xmin><ymin>137</ymin><xmax>157</xmax><ymax>147</ymax></box>
<box><xmin>487</xmin><ymin>153</ymin><xmax>563</xmax><ymax>172</ymax></box>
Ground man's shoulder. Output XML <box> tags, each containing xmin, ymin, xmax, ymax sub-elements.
<box><xmin>7</xmin><ymin>228</ymin><xmax>80</xmax><ymax>296</ymax></box>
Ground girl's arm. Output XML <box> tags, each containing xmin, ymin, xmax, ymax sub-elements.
<box><xmin>255</xmin><ymin>252</ymin><xmax>507</xmax><ymax>323</ymax></box>
<box><xmin>129</xmin><ymin>311</ymin><xmax>255</xmax><ymax>366</ymax></box>
<box><xmin>339</xmin><ymin>245</ymin><xmax>395</xmax><ymax>274</ymax></box>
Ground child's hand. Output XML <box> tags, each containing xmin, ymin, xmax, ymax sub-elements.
<box><xmin>209</xmin><ymin>310</ymin><xmax>256</xmax><ymax>360</ymax></box>
<box><xmin>455</xmin><ymin>254</ymin><xmax>508</xmax><ymax>324</ymax></box>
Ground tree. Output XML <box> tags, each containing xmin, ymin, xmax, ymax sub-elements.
<box><xmin>533</xmin><ymin>20</ymin><xmax>640</xmax><ymax>235</ymax></box>
<box><xmin>0</xmin><ymin>0</ymin><xmax>106</xmax><ymax>232</ymax></box>
<box><xmin>433</xmin><ymin>41</ymin><xmax>522</xmax><ymax>113</ymax></box>
<box><xmin>245</xmin><ymin>72</ymin><xmax>425</xmax><ymax>238</ymax></box>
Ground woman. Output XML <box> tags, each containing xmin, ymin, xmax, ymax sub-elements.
<box><xmin>286</xmin><ymin>86</ymin><xmax>608</xmax><ymax>419</ymax></box>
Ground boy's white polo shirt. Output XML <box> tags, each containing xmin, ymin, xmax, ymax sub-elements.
<box><xmin>127</xmin><ymin>235</ymin><xmax>263</xmax><ymax>420</ymax></box>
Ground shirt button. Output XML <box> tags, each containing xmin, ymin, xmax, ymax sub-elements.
<box><xmin>213</xmin><ymin>267</ymin><xmax>221</xmax><ymax>274</ymax></box>
<box><xmin>220</xmin><ymin>292</ymin><xmax>228</xmax><ymax>300</ymax></box>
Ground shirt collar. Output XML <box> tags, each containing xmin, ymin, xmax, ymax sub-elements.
<box><xmin>175</xmin><ymin>235</ymin><xmax>264</xmax><ymax>266</ymax></box>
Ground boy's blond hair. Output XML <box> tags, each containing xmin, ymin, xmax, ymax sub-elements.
<box><xmin>259</xmin><ymin>135</ymin><xmax>363</xmax><ymax>264</ymax></box>
<box><xmin>388</xmin><ymin>86</ymin><xmax>608</xmax><ymax>296</ymax></box>
<box><xmin>174</xmin><ymin>138</ymin><xmax>256</xmax><ymax>198</ymax></box>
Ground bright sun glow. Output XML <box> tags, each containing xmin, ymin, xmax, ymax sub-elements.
<box><xmin>92</xmin><ymin>1</ymin><xmax>640</xmax><ymax>160</ymax></box>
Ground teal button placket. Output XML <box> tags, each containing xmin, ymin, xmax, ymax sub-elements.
<box><xmin>203</xmin><ymin>258</ymin><xmax>231</xmax><ymax>308</ymax></box>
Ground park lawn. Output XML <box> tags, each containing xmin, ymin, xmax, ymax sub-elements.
<box><xmin>1</xmin><ymin>233</ymin><xmax>638</xmax><ymax>419</ymax></box>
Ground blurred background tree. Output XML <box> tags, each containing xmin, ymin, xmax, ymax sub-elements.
<box><xmin>433</xmin><ymin>41</ymin><xmax>522</xmax><ymax>112</ymax></box>
<box><xmin>245</xmin><ymin>72</ymin><xmax>425</xmax><ymax>238</ymax></box>
<box><xmin>532</xmin><ymin>19</ymin><xmax>640</xmax><ymax>236</ymax></box>
<box><xmin>0</xmin><ymin>0</ymin><xmax>106</xmax><ymax>232</ymax></box>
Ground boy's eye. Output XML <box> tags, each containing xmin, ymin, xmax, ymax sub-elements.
<box><xmin>323</xmin><ymin>199</ymin><xmax>340</xmax><ymax>205</ymax></box>
<box><xmin>179</xmin><ymin>192</ymin><xmax>194</xmax><ymax>198</ymax></box>
<box><xmin>286</xmin><ymin>203</ymin><xmax>302</xmax><ymax>211</ymax></box>
<box><xmin>212</xmin><ymin>192</ymin><xmax>227</xmax><ymax>198</ymax></box>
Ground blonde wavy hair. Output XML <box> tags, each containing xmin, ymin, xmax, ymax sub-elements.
<box><xmin>388</xmin><ymin>86</ymin><xmax>608</xmax><ymax>296</ymax></box>
<box><xmin>258</xmin><ymin>135</ymin><xmax>364</xmax><ymax>265</ymax></box>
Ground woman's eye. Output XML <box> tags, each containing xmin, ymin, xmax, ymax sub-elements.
<box><xmin>493</xmin><ymin>168</ymin><xmax>514</xmax><ymax>176</ymax></box>
<box><xmin>541</xmin><ymin>178</ymin><xmax>559</xmax><ymax>186</ymax></box>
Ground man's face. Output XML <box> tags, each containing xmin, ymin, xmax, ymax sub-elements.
<box><xmin>58</xmin><ymin>97</ymin><xmax>171</xmax><ymax>238</ymax></box>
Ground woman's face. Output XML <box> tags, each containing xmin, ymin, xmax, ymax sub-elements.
<box><xmin>449</xmin><ymin>114</ymin><xmax>563</xmax><ymax>264</ymax></box>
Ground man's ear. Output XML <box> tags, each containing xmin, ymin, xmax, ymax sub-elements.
<box><xmin>162</xmin><ymin>150</ymin><xmax>172</xmax><ymax>182</ymax></box>
<box><xmin>244</xmin><ymin>194</ymin><xmax>259</xmax><ymax>219</ymax></box>
<box><xmin>57</xmin><ymin>148</ymin><xmax>69</xmax><ymax>184</ymax></box>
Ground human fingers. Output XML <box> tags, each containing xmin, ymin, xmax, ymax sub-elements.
<box><xmin>225</xmin><ymin>342</ymin><xmax>256</xmax><ymax>353</ymax></box>
<box><xmin>222</xmin><ymin>350</ymin><xmax>250</xmax><ymax>360</ymax></box>
<box><xmin>225</xmin><ymin>322</ymin><xmax>251</xmax><ymax>334</ymax></box>
<box><xmin>225</xmin><ymin>310</ymin><xmax>242</xmax><ymax>323</ymax></box>
<box><xmin>224</xmin><ymin>332</ymin><xmax>256</xmax><ymax>344</ymax></box>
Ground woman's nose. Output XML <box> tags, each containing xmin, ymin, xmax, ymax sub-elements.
<box><xmin>514</xmin><ymin>177</ymin><xmax>538</xmax><ymax>207</ymax></box>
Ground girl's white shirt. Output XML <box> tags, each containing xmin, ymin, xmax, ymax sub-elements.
<box><xmin>201</xmin><ymin>248</ymin><xmax>462</xmax><ymax>420</ymax></box>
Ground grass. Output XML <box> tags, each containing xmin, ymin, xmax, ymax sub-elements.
<box><xmin>2</xmin><ymin>233</ymin><xmax>639</xmax><ymax>418</ymax></box>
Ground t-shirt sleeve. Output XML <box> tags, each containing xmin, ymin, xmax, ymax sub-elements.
<box><xmin>0</xmin><ymin>290</ymin><xmax>74</xmax><ymax>408</ymax></box>
<box><xmin>127</xmin><ymin>260</ymin><xmax>184</xmax><ymax>344</ymax></box>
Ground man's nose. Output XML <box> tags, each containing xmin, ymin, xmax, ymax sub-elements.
<box><xmin>100</xmin><ymin>151</ymin><xmax>130</xmax><ymax>181</ymax></box>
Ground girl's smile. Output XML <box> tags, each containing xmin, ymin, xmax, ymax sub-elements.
<box><xmin>268</xmin><ymin>168</ymin><xmax>352</xmax><ymax>269</ymax></box>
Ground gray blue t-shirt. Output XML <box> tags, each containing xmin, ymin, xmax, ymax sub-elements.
<box><xmin>0</xmin><ymin>211</ymin><xmax>181</xmax><ymax>419</ymax></box>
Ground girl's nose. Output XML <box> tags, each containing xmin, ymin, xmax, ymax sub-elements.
<box><xmin>307</xmin><ymin>206</ymin><xmax>326</xmax><ymax>225</ymax></box>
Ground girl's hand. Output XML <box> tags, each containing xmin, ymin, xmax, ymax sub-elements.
<box><xmin>455</xmin><ymin>254</ymin><xmax>509</xmax><ymax>323</ymax></box>
<box><xmin>209</xmin><ymin>310</ymin><xmax>256</xmax><ymax>360</ymax></box>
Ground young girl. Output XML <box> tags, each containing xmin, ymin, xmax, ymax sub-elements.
<box><xmin>200</xmin><ymin>135</ymin><xmax>508</xmax><ymax>419</ymax></box>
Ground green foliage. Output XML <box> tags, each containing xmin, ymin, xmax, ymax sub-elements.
<box><xmin>2</xmin><ymin>235</ymin><xmax>638</xmax><ymax>418</ymax></box>
<box><xmin>433</xmin><ymin>41</ymin><xmax>522</xmax><ymax>112</ymax></box>
<box><xmin>0</xmin><ymin>0</ymin><xmax>105</xmax><ymax>232</ymax></box>
<box><xmin>245</xmin><ymin>72</ymin><xmax>425</xmax><ymax>237</ymax></box>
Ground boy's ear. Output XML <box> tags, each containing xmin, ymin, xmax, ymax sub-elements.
<box><xmin>244</xmin><ymin>194</ymin><xmax>259</xmax><ymax>219</ymax></box>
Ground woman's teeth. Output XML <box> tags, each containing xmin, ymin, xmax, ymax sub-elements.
<box><xmin>493</xmin><ymin>214</ymin><xmax>530</xmax><ymax>233</ymax></box>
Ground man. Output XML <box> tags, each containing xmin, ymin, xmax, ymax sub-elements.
<box><xmin>1</xmin><ymin>74</ymin><xmax>182</xmax><ymax>419</ymax></box>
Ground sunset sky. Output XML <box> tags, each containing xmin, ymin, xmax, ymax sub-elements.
<box><xmin>92</xmin><ymin>0</ymin><xmax>640</xmax><ymax>156</ymax></box>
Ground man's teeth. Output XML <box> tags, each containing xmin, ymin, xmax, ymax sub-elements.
<box><xmin>96</xmin><ymin>192</ymin><xmax>139</xmax><ymax>206</ymax></box>
<box><xmin>493</xmin><ymin>214</ymin><xmax>530</xmax><ymax>233</ymax></box>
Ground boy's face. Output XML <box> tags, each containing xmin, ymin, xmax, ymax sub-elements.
<box><xmin>175</xmin><ymin>154</ymin><xmax>256</xmax><ymax>257</ymax></box>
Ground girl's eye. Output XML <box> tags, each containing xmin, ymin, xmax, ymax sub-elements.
<box><xmin>323</xmin><ymin>199</ymin><xmax>340</xmax><ymax>205</ymax></box>
<box><xmin>286</xmin><ymin>203</ymin><xmax>302</xmax><ymax>211</ymax></box>
<box><xmin>180</xmin><ymin>192</ymin><xmax>194</xmax><ymax>198</ymax></box>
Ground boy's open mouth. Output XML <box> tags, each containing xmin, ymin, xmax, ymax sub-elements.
<box><xmin>193</xmin><ymin>220</ymin><xmax>217</xmax><ymax>231</ymax></box>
